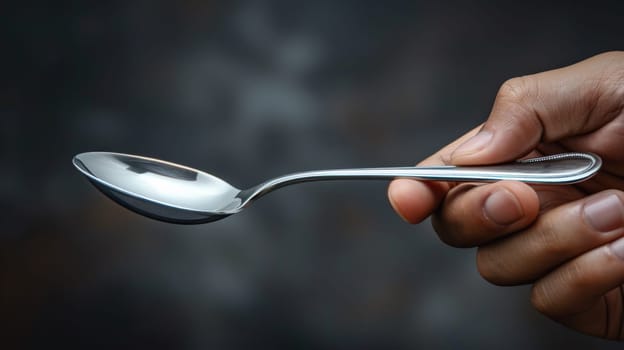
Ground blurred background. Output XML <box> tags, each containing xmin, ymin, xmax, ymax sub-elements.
<box><xmin>2</xmin><ymin>0</ymin><xmax>624</xmax><ymax>348</ymax></box>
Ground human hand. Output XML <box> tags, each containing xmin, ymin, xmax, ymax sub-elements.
<box><xmin>388</xmin><ymin>51</ymin><xmax>624</xmax><ymax>339</ymax></box>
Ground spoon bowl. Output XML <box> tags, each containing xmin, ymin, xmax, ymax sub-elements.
<box><xmin>73</xmin><ymin>152</ymin><xmax>243</xmax><ymax>223</ymax></box>
<box><xmin>73</xmin><ymin>151</ymin><xmax>602</xmax><ymax>224</ymax></box>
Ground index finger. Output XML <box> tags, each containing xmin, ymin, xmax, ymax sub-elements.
<box><xmin>388</xmin><ymin>126</ymin><xmax>481</xmax><ymax>223</ymax></box>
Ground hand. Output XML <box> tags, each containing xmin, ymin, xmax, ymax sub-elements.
<box><xmin>388</xmin><ymin>51</ymin><xmax>624</xmax><ymax>339</ymax></box>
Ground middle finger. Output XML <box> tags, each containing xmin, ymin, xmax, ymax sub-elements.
<box><xmin>477</xmin><ymin>190</ymin><xmax>624</xmax><ymax>286</ymax></box>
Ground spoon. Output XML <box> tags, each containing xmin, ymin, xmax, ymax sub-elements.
<box><xmin>73</xmin><ymin>152</ymin><xmax>601</xmax><ymax>224</ymax></box>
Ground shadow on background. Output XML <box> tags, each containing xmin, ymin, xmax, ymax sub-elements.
<box><xmin>2</xmin><ymin>1</ymin><xmax>624</xmax><ymax>348</ymax></box>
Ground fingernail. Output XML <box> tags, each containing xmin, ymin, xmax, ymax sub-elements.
<box><xmin>452</xmin><ymin>131</ymin><xmax>493</xmax><ymax>159</ymax></box>
<box><xmin>583</xmin><ymin>194</ymin><xmax>624</xmax><ymax>233</ymax></box>
<box><xmin>484</xmin><ymin>189</ymin><xmax>523</xmax><ymax>225</ymax></box>
<box><xmin>610</xmin><ymin>237</ymin><xmax>624</xmax><ymax>260</ymax></box>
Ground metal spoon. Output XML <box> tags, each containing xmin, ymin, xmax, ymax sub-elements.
<box><xmin>73</xmin><ymin>152</ymin><xmax>601</xmax><ymax>224</ymax></box>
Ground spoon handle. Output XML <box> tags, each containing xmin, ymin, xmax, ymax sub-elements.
<box><xmin>260</xmin><ymin>153</ymin><xmax>601</xmax><ymax>190</ymax></box>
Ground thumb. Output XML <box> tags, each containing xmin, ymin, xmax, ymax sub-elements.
<box><xmin>450</xmin><ymin>51</ymin><xmax>624</xmax><ymax>165</ymax></box>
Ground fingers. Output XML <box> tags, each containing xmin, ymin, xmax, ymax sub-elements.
<box><xmin>530</xmin><ymin>238</ymin><xmax>624</xmax><ymax>339</ymax></box>
<box><xmin>389</xmin><ymin>51</ymin><xmax>624</xmax><ymax>223</ymax></box>
<box><xmin>388</xmin><ymin>127</ymin><xmax>481</xmax><ymax>224</ymax></box>
<box><xmin>477</xmin><ymin>191</ymin><xmax>624</xmax><ymax>285</ymax></box>
<box><xmin>451</xmin><ymin>51</ymin><xmax>624</xmax><ymax>165</ymax></box>
<box><xmin>473</xmin><ymin>189</ymin><xmax>624</xmax><ymax>339</ymax></box>
<box><xmin>430</xmin><ymin>181</ymin><xmax>540</xmax><ymax>247</ymax></box>
<box><xmin>388</xmin><ymin>179</ymin><xmax>448</xmax><ymax>224</ymax></box>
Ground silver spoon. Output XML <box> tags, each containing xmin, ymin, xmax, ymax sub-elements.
<box><xmin>73</xmin><ymin>152</ymin><xmax>601</xmax><ymax>224</ymax></box>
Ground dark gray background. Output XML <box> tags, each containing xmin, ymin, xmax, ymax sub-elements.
<box><xmin>2</xmin><ymin>1</ymin><xmax>623</xmax><ymax>348</ymax></box>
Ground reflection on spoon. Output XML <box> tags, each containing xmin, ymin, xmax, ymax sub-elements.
<box><xmin>73</xmin><ymin>152</ymin><xmax>601</xmax><ymax>224</ymax></box>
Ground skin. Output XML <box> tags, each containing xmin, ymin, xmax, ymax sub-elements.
<box><xmin>388</xmin><ymin>51</ymin><xmax>624</xmax><ymax>340</ymax></box>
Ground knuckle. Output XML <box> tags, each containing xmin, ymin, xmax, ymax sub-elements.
<box><xmin>431</xmin><ymin>184</ymin><xmax>488</xmax><ymax>248</ymax></box>
<box><xmin>431</xmin><ymin>214</ymin><xmax>471</xmax><ymax>247</ymax></box>
<box><xmin>530</xmin><ymin>283</ymin><xmax>553</xmax><ymax>316</ymax></box>
<box><xmin>432</xmin><ymin>216</ymin><xmax>495</xmax><ymax>248</ymax></box>
<box><xmin>476</xmin><ymin>247</ymin><xmax>508</xmax><ymax>285</ymax></box>
<box><xmin>565</xmin><ymin>258</ymin><xmax>597</xmax><ymax>290</ymax></box>
<box><xmin>495</xmin><ymin>77</ymin><xmax>544</xmax><ymax>139</ymax></box>
<box><xmin>530</xmin><ymin>257</ymin><xmax>596</xmax><ymax>317</ymax></box>
<box><xmin>533</xmin><ymin>217</ymin><xmax>567</xmax><ymax>258</ymax></box>
<box><xmin>498</xmin><ymin>77</ymin><xmax>531</xmax><ymax>102</ymax></box>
